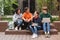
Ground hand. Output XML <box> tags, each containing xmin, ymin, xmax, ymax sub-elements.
<box><xmin>24</xmin><ymin>19</ymin><xmax>29</xmax><ymax>22</ymax></box>
<box><xmin>32</xmin><ymin>23</ymin><xmax>35</xmax><ymax>26</ymax></box>
<box><xmin>27</xmin><ymin>20</ymin><xmax>30</xmax><ymax>22</ymax></box>
<box><xmin>24</xmin><ymin>19</ymin><xmax>28</xmax><ymax>22</ymax></box>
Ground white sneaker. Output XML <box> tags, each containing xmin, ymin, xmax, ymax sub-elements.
<box><xmin>32</xmin><ymin>33</ymin><xmax>38</xmax><ymax>39</ymax></box>
<box><xmin>15</xmin><ymin>27</ymin><xmax>18</xmax><ymax>30</ymax></box>
<box><xmin>45</xmin><ymin>33</ymin><xmax>50</xmax><ymax>38</ymax></box>
<box><xmin>19</xmin><ymin>27</ymin><xmax>21</xmax><ymax>30</ymax></box>
<box><xmin>45</xmin><ymin>32</ymin><xmax>47</xmax><ymax>35</ymax></box>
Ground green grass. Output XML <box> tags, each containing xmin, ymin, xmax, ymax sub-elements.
<box><xmin>1</xmin><ymin>16</ymin><xmax>60</xmax><ymax>22</ymax></box>
<box><xmin>1</xmin><ymin>15</ymin><xmax>12</xmax><ymax>22</ymax></box>
<box><xmin>52</xmin><ymin>17</ymin><xmax>59</xmax><ymax>22</ymax></box>
<box><xmin>2</xmin><ymin>18</ymin><xmax>12</xmax><ymax>22</ymax></box>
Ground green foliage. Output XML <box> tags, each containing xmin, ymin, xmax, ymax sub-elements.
<box><xmin>4</xmin><ymin>0</ymin><xmax>18</xmax><ymax>15</ymax></box>
<box><xmin>52</xmin><ymin>17</ymin><xmax>59</xmax><ymax>22</ymax></box>
<box><xmin>0</xmin><ymin>0</ymin><xmax>4</xmax><ymax>15</ymax></box>
<box><xmin>36</xmin><ymin>0</ymin><xmax>58</xmax><ymax>13</ymax></box>
<box><xmin>2</xmin><ymin>0</ymin><xmax>59</xmax><ymax>15</ymax></box>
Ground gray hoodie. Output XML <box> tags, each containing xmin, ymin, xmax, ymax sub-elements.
<box><xmin>13</xmin><ymin>13</ymin><xmax>22</xmax><ymax>22</ymax></box>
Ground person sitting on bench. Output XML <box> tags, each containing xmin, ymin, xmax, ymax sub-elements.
<box><xmin>22</xmin><ymin>7</ymin><xmax>33</xmax><ymax>29</ymax></box>
<box><xmin>13</xmin><ymin>8</ymin><xmax>23</xmax><ymax>30</ymax></box>
<box><xmin>29</xmin><ymin>11</ymin><xmax>41</xmax><ymax>38</ymax></box>
<box><xmin>40</xmin><ymin>6</ymin><xmax>52</xmax><ymax>37</ymax></box>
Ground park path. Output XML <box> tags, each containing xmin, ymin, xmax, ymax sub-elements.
<box><xmin>0</xmin><ymin>32</ymin><xmax>60</xmax><ymax>40</ymax></box>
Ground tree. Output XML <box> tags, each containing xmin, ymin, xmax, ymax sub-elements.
<box><xmin>57</xmin><ymin>0</ymin><xmax>60</xmax><ymax>20</ymax></box>
<box><xmin>0</xmin><ymin>0</ymin><xmax>4</xmax><ymax>15</ymax></box>
<box><xmin>17</xmin><ymin>0</ymin><xmax>23</xmax><ymax>12</ymax></box>
<box><xmin>4</xmin><ymin>0</ymin><xmax>18</xmax><ymax>15</ymax></box>
<box><xmin>36</xmin><ymin>0</ymin><xmax>54</xmax><ymax>12</ymax></box>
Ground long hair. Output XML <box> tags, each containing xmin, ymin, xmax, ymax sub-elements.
<box><xmin>14</xmin><ymin>8</ymin><xmax>21</xmax><ymax>14</ymax></box>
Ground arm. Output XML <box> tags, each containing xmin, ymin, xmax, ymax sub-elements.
<box><xmin>13</xmin><ymin>14</ymin><xmax>18</xmax><ymax>22</ymax></box>
<box><xmin>28</xmin><ymin>13</ymin><xmax>33</xmax><ymax>21</ymax></box>
<box><xmin>49</xmin><ymin>14</ymin><xmax>52</xmax><ymax>22</ymax></box>
<box><xmin>40</xmin><ymin>13</ymin><xmax>43</xmax><ymax>20</ymax></box>
<box><xmin>22</xmin><ymin>13</ymin><xmax>26</xmax><ymax>21</ymax></box>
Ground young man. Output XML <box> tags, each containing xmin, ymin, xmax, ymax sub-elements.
<box><xmin>40</xmin><ymin>7</ymin><xmax>52</xmax><ymax>37</ymax></box>
<box><xmin>13</xmin><ymin>8</ymin><xmax>23</xmax><ymax>30</ymax></box>
<box><xmin>22</xmin><ymin>7</ymin><xmax>33</xmax><ymax>29</ymax></box>
<box><xmin>29</xmin><ymin>11</ymin><xmax>41</xmax><ymax>38</ymax></box>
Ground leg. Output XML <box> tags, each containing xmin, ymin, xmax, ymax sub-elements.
<box><xmin>34</xmin><ymin>26</ymin><xmax>38</xmax><ymax>34</ymax></box>
<box><xmin>29</xmin><ymin>26</ymin><xmax>38</xmax><ymax>34</ymax></box>
<box><xmin>14</xmin><ymin>21</ymin><xmax>19</xmax><ymax>30</ymax></box>
<box><xmin>43</xmin><ymin>22</ymin><xmax>47</xmax><ymax>34</ymax></box>
<box><xmin>46</xmin><ymin>23</ymin><xmax>50</xmax><ymax>38</ymax></box>
<box><xmin>29</xmin><ymin>25</ymin><xmax>35</xmax><ymax>33</ymax></box>
<box><xmin>47</xmin><ymin>23</ymin><xmax>50</xmax><ymax>34</ymax></box>
<box><xmin>29</xmin><ymin>26</ymin><xmax>38</xmax><ymax>38</ymax></box>
<box><xmin>14</xmin><ymin>21</ymin><xmax>18</xmax><ymax>28</ymax></box>
<box><xmin>18</xmin><ymin>20</ymin><xmax>23</xmax><ymax>30</ymax></box>
<box><xmin>22</xmin><ymin>21</ymin><xmax>28</xmax><ymax>29</ymax></box>
<box><xmin>37</xmin><ymin>26</ymin><xmax>41</xmax><ymax>30</ymax></box>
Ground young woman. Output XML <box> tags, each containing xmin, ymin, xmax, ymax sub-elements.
<box><xmin>22</xmin><ymin>7</ymin><xmax>33</xmax><ymax>29</ymax></box>
<box><xmin>13</xmin><ymin>8</ymin><xmax>23</xmax><ymax>30</ymax></box>
<box><xmin>40</xmin><ymin>7</ymin><xmax>52</xmax><ymax>37</ymax></box>
<box><xmin>29</xmin><ymin>11</ymin><xmax>41</xmax><ymax>38</ymax></box>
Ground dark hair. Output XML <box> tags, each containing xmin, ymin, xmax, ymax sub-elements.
<box><xmin>36</xmin><ymin>11</ymin><xmax>39</xmax><ymax>15</ymax></box>
<box><xmin>14</xmin><ymin>8</ymin><xmax>21</xmax><ymax>14</ymax></box>
<box><xmin>24</xmin><ymin>7</ymin><xmax>29</xmax><ymax>12</ymax></box>
<box><xmin>43</xmin><ymin>9</ymin><xmax>47</xmax><ymax>10</ymax></box>
<box><xmin>42</xmin><ymin>6</ymin><xmax>48</xmax><ymax>11</ymax></box>
<box><xmin>34</xmin><ymin>11</ymin><xmax>39</xmax><ymax>15</ymax></box>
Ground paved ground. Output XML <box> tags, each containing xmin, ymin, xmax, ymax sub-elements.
<box><xmin>0</xmin><ymin>32</ymin><xmax>60</xmax><ymax>40</ymax></box>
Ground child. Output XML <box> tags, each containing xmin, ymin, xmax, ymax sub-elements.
<box><xmin>13</xmin><ymin>8</ymin><xmax>23</xmax><ymax>30</ymax></box>
<box><xmin>29</xmin><ymin>11</ymin><xmax>41</xmax><ymax>38</ymax></box>
<box><xmin>40</xmin><ymin>6</ymin><xmax>52</xmax><ymax>37</ymax></box>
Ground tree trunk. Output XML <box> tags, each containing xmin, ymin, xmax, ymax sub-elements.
<box><xmin>59</xmin><ymin>2</ymin><xmax>60</xmax><ymax>20</ymax></box>
<box><xmin>59</xmin><ymin>11</ymin><xmax>60</xmax><ymax>20</ymax></box>
<box><xmin>57</xmin><ymin>0</ymin><xmax>60</xmax><ymax>20</ymax></box>
<box><xmin>17</xmin><ymin>0</ymin><xmax>23</xmax><ymax>12</ymax></box>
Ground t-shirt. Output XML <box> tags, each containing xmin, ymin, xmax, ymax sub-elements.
<box><xmin>22</xmin><ymin>12</ymin><xmax>33</xmax><ymax>20</ymax></box>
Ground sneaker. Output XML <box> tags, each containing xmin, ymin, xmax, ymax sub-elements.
<box><xmin>45</xmin><ymin>33</ymin><xmax>47</xmax><ymax>37</ymax></box>
<box><xmin>15</xmin><ymin>27</ymin><xmax>18</xmax><ymax>30</ymax></box>
<box><xmin>32</xmin><ymin>33</ymin><xmax>38</xmax><ymax>39</ymax></box>
<box><xmin>45</xmin><ymin>33</ymin><xmax>50</xmax><ymax>38</ymax></box>
<box><xmin>19</xmin><ymin>27</ymin><xmax>21</xmax><ymax>30</ymax></box>
<box><xmin>47</xmin><ymin>33</ymin><xmax>50</xmax><ymax>38</ymax></box>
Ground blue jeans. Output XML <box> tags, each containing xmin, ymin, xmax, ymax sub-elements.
<box><xmin>43</xmin><ymin>22</ymin><xmax>50</xmax><ymax>32</ymax></box>
<box><xmin>14</xmin><ymin>20</ymin><xmax>23</xmax><ymax>29</ymax></box>
<box><xmin>17</xmin><ymin>20</ymin><xmax>23</xmax><ymax>26</ymax></box>
<box><xmin>29</xmin><ymin>25</ymin><xmax>41</xmax><ymax>34</ymax></box>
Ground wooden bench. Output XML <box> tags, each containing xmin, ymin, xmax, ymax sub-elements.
<box><xmin>5</xmin><ymin>22</ymin><xmax>58</xmax><ymax>35</ymax></box>
<box><xmin>5</xmin><ymin>28</ymin><xmax>58</xmax><ymax>35</ymax></box>
<box><xmin>0</xmin><ymin>21</ymin><xmax>8</xmax><ymax>32</ymax></box>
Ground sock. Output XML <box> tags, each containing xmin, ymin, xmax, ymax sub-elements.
<box><xmin>45</xmin><ymin>32</ymin><xmax>47</xmax><ymax>34</ymax></box>
<box><xmin>48</xmin><ymin>31</ymin><xmax>50</xmax><ymax>34</ymax></box>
